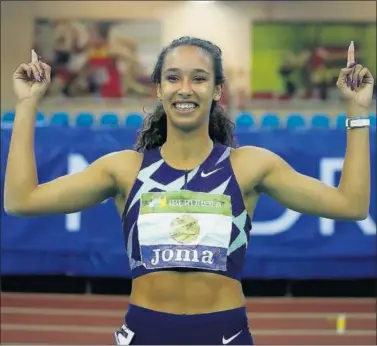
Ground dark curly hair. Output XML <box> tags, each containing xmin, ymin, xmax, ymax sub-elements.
<box><xmin>134</xmin><ymin>36</ymin><xmax>236</xmax><ymax>152</ymax></box>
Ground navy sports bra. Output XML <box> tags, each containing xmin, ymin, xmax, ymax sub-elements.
<box><xmin>122</xmin><ymin>144</ymin><xmax>252</xmax><ymax>281</ymax></box>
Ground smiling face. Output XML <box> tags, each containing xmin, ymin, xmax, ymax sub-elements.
<box><xmin>157</xmin><ymin>45</ymin><xmax>222</xmax><ymax>132</ymax></box>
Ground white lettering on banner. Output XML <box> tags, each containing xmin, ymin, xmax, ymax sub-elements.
<box><xmin>319</xmin><ymin>158</ymin><xmax>376</xmax><ymax>236</ymax></box>
<box><xmin>65</xmin><ymin>154</ymin><xmax>108</xmax><ymax>232</ymax></box>
<box><xmin>65</xmin><ymin>154</ymin><xmax>88</xmax><ymax>232</ymax></box>
<box><xmin>252</xmin><ymin>210</ymin><xmax>300</xmax><ymax>235</ymax></box>
<box><xmin>253</xmin><ymin>158</ymin><xmax>376</xmax><ymax>236</ymax></box>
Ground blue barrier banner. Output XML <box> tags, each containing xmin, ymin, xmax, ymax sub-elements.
<box><xmin>1</xmin><ymin>128</ymin><xmax>376</xmax><ymax>279</ymax></box>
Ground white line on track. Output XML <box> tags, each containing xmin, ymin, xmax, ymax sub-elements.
<box><xmin>1</xmin><ymin>307</ymin><xmax>375</xmax><ymax>319</ymax></box>
<box><xmin>1</xmin><ymin>323</ymin><xmax>376</xmax><ymax>336</ymax></box>
<box><xmin>1</xmin><ymin>292</ymin><xmax>375</xmax><ymax>304</ymax></box>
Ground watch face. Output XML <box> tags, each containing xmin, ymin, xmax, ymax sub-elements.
<box><xmin>347</xmin><ymin>118</ymin><xmax>370</xmax><ymax>128</ymax></box>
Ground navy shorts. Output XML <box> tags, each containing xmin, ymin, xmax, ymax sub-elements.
<box><xmin>115</xmin><ymin>304</ymin><xmax>254</xmax><ymax>345</ymax></box>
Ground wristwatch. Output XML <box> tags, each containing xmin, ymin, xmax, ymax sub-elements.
<box><xmin>345</xmin><ymin>116</ymin><xmax>370</xmax><ymax>129</ymax></box>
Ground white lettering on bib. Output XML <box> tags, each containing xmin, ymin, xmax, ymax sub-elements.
<box><xmin>137</xmin><ymin>191</ymin><xmax>232</xmax><ymax>271</ymax></box>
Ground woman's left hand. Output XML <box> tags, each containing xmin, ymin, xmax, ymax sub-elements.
<box><xmin>336</xmin><ymin>41</ymin><xmax>374</xmax><ymax>113</ymax></box>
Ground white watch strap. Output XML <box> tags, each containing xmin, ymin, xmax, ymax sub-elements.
<box><xmin>345</xmin><ymin>117</ymin><xmax>370</xmax><ymax>129</ymax></box>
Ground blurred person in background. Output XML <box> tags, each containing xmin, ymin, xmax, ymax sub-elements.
<box><xmin>108</xmin><ymin>27</ymin><xmax>151</xmax><ymax>96</ymax></box>
<box><xmin>4</xmin><ymin>38</ymin><xmax>374</xmax><ymax>345</ymax></box>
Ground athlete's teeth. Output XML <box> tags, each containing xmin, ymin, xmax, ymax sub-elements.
<box><xmin>175</xmin><ymin>103</ymin><xmax>196</xmax><ymax>109</ymax></box>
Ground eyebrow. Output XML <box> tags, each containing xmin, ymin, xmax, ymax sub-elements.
<box><xmin>163</xmin><ymin>68</ymin><xmax>210</xmax><ymax>75</ymax></box>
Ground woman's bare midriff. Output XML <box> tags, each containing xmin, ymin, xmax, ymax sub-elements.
<box><xmin>129</xmin><ymin>271</ymin><xmax>245</xmax><ymax>314</ymax></box>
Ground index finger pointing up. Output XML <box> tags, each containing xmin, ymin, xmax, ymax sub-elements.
<box><xmin>347</xmin><ymin>41</ymin><xmax>355</xmax><ymax>67</ymax></box>
<box><xmin>31</xmin><ymin>49</ymin><xmax>39</xmax><ymax>63</ymax></box>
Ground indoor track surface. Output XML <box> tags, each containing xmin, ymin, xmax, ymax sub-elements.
<box><xmin>1</xmin><ymin>293</ymin><xmax>375</xmax><ymax>345</ymax></box>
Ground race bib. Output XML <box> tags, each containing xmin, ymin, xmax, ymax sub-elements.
<box><xmin>138</xmin><ymin>191</ymin><xmax>232</xmax><ymax>271</ymax></box>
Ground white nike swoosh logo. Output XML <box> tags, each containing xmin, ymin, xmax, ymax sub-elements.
<box><xmin>222</xmin><ymin>330</ymin><xmax>243</xmax><ymax>345</ymax></box>
<box><xmin>201</xmin><ymin>167</ymin><xmax>223</xmax><ymax>178</ymax></box>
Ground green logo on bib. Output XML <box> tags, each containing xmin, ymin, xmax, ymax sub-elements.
<box><xmin>140</xmin><ymin>191</ymin><xmax>231</xmax><ymax>216</ymax></box>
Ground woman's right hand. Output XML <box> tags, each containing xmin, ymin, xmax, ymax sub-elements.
<box><xmin>13</xmin><ymin>49</ymin><xmax>51</xmax><ymax>102</ymax></box>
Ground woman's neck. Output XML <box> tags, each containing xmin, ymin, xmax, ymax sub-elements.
<box><xmin>161</xmin><ymin>128</ymin><xmax>213</xmax><ymax>170</ymax></box>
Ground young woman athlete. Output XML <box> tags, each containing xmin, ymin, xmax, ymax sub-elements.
<box><xmin>4</xmin><ymin>37</ymin><xmax>374</xmax><ymax>345</ymax></box>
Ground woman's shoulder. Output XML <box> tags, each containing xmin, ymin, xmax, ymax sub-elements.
<box><xmin>231</xmin><ymin>145</ymin><xmax>278</xmax><ymax>161</ymax></box>
<box><xmin>230</xmin><ymin>145</ymin><xmax>281</xmax><ymax>177</ymax></box>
